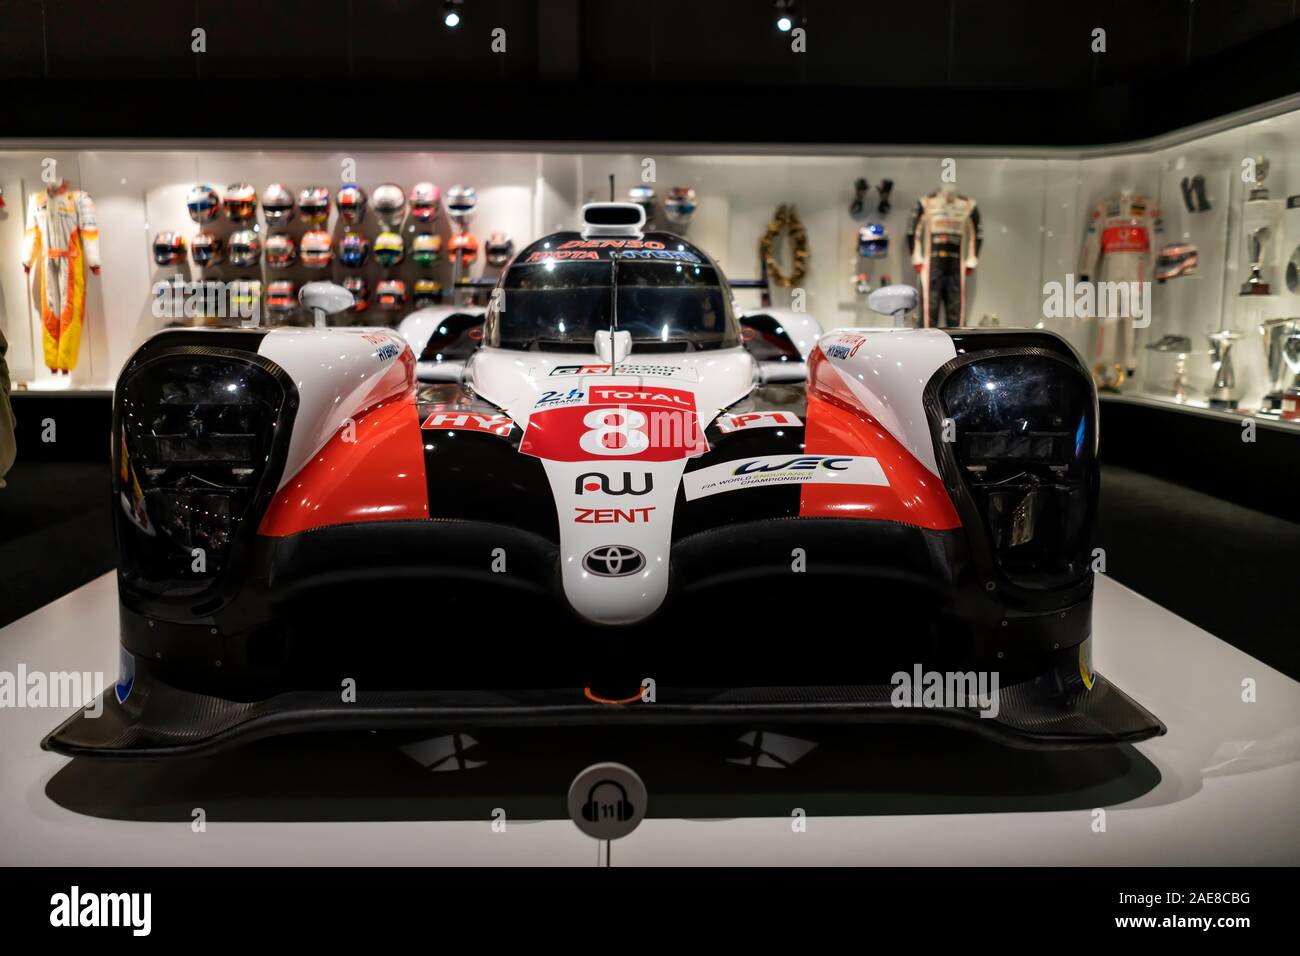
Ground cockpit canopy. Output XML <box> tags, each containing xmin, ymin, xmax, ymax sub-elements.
<box><xmin>486</xmin><ymin>232</ymin><xmax>740</xmax><ymax>352</ymax></box>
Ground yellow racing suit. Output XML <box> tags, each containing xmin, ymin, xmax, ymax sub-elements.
<box><xmin>23</xmin><ymin>186</ymin><xmax>100</xmax><ymax>372</ymax></box>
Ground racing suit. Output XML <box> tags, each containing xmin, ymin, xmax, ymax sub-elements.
<box><xmin>909</xmin><ymin>191</ymin><xmax>981</xmax><ymax>328</ymax></box>
<box><xmin>23</xmin><ymin>186</ymin><xmax>100</xmax><ymax>373</ymax></box>
<box><xmin>1078</xmin><ymin>193</ymin><xmax>1162</xmax><ymax>385</ymax></box>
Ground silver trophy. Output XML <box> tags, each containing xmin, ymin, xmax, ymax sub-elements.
<box><xmin>1145</xmin><ymin>334</ymin><xmax>1193</xmax><ymax>402</ymax></box>
<box><xmin>1258</xmin><ymin>317</ymin><xmax>1300</xmax><ymax>413</ymax></box>
<box><xmin>1248</xmin><ymin>155</ymin><xmax>1270</xmax><ymax>201</ymax></box>
<box><xmin>1206</xmin><ymin>329</ymin><xmax>1243</xmax><ymax>409</ymax></box>
<box><xmin>1241</xmin><ymin>225</ymin><xmax>1272</xmax><ymax>295</ymax></box>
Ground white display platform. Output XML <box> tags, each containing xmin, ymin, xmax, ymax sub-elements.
<box><xmin>0</xmin><ymin>573</ymin><xmax>1296</xmax><ymax>866</ymax></box>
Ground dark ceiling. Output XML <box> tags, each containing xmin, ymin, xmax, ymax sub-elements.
<box><xmin>2</xmin><ymin>0</ymin><xmax>1298</xmax><ymax>145</ymax></box>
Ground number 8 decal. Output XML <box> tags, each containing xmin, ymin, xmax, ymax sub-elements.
<box><xmin>578</xmin><ymin>407</ymin><xmax>650</xmax><ymax>456</ymax></box>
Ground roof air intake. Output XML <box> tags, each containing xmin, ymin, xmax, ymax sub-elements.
<box><xmin>580</xmin><ymin>202</ymin><xmax>646</xmax><ymax>239</ymax></box>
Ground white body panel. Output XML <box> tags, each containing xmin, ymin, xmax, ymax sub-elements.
<box><xmin>469</xmin><ymin>345</ymin><xmax>756</xmax><ymax>624</ymax></box>
<box><xmin>737</xmin><ymin>308</ymin><xmax>824</xmax><ymax>358</ymax></box>
<box><xmin>257</xmin><ymin>327</ymin><xmax>413</xmax><ymax>491</ymax></box>
<box><xmin>815</xmin><ymin>328</ymin><xmax>957</xmax><ymax>478</ymax></box>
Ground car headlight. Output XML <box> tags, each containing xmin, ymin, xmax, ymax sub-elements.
<box><xmin>932</xmin><ymin>350</ymin><xmax>1097</xmax><ymax>592</ymax></box>
<box><xmin>114</xmin><ymin>348</ymin><xmax>294</xmax><ymax>599</ymax></box>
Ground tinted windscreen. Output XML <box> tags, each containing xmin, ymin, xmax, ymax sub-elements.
<box><xmin>492</xmin><ymin>259</ymin><xmax>736</xmax><ymax>351</ymax></box>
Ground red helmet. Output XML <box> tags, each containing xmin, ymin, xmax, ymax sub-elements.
<box><xmin>376</xmin><ymin>279</ymin><xmax>408</xmax><ymax>310</ymax></box>
<box><xmin>152</xmin><ymin>232</ymin><xmax>186</xmax><ymax>266</ymax></box>
<box><xmin>224</xmin><ymin>183</ymin><xmax>258</xmax><ymax>222</ymax></box>
<box><xmin>342</xmin><ymin>277</ymin><xmax>370</xmax><ymax>312</ymax></box>
<box><xmin>266</xmin><ymin>280</ymin><xmax>297</xmax><ymax>313</ymax></box>
<box><xmin>448</xmin><ymin>232</ymin><xmax>479</xmax><ymax>265</ymax></box>
<box><xmin>409</xmin><ymin>182</ymin><xmax>441</xmax><ymax>221</ymax></box>
<box><xmin>265</xmin><ymin>234</ymin><xmax>297</xmax><ymax>269</ymax></box>
<box><xmin>301</xmin><ymin>230</ymin><xmax>334</xmax><ymax>268</ymax></box>
<box><xmin>297</xmin><ymin>186</ymin><xmax>330</xmax><ymax>225</ymax></box>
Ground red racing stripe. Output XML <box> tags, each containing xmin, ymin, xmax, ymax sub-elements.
<box><xmin>800</xmin><ymin>390</ymin><xmax>960</xmax><ymax>530</ymax></box>
<box><xmin>258</xmin><ymin>397</ymin><xmax>429</xmax><ymax>537</ymax></box>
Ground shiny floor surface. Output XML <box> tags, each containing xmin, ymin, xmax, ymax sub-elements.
<box><xmin>1</xmin><ymin>573</ymin><xmax>1296</xmax><ymax>865</ymax></box>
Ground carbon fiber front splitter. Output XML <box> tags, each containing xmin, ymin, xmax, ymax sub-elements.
<box><xmin>43</xmin><ymin>656</ymin><xmax>1165</xmax><ymax>758</ymax></box>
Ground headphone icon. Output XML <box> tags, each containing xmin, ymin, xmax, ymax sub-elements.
<box><xmin>581</xmin><ymin>780</ymin><xmax>634</xmax><ymax>823</ymax></box>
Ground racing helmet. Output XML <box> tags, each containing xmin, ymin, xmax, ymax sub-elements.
<box><xmin>857</xmin><ymin>223</ymin><xmax>889</xmax><ymax>259</ymax></box>
<box><xmin>372</xmin><ymin>183</ymin><xmax>407</xmax><ymax>228</ymax></box>
<box><xmin>266</xmin><ymin>279</ymin><xmax>297</xmax><ymax>314</ymax></box>
<box><xmin>411</xmin><ymin>233</ymin><xmax>443</xmax><ymax>267</ymax></box>
<box><xmin>297</xmin><ymin>186</ymin><xmax>331</xmax><ymax>225</ymax></box>
<box><xmin>186</xmin><ymin>184</ymin><xmax>221</xmax><ymax>223</ymax></box>
<box><xmin>224</xmin><ymin>183</ymin><xmax>258</xmax><ymax>223</ymax></box>
<box><xmin>300</xmin><ymin>230</ymin><xmax>334</xmax><ymax>268</ymax></box>
<box><xmin>190</xmin><ymin>231</ymin><xmax>223</xmax><ymax>267</ymax></box>
<box><xmin>374</xmin><ymin>231</ymin><xmax>405</xmax><ymax>267</ymax></box>
<box><xmin>1154</xmin><ymin>242</ymin><xmax>1198</xmax><ymax>281</ymax></box>
<box><xmin>264</xmin><ymin>233</ymin><xmax>298</xmax><ymax>269</ymax></box>
<box><xmin>448</xmin><ymin>231</ymin><xmax>478</xmax><ymax>265</ymax></box>
<box><xmin>409</xmin><ymin>182</ymin><xmax>441</xmax><ymax>221</ymax></box>
<box><xmin>413</xmin><ymin>278</ymin><xmax>444</xmax><ymax>308</ymax></box>
<box><xmin>262</xmin><ymin>183</ymin><xmax>296</xmax><ymax>225</ymax></box>
<box><xmin>445</xmin><ymin>185</ymin><xmax>478</xmax><ymax>226</ymax></box>
<box><xmin>628</xmin><ymin>185</ymin><xmax>656</xmax><ymax>228</ymax></box>
<box><xmin>485</xmin><ymin>231</ymin><xmax>514</xmax><ymax>267</ymax></box>
<box><xmin>230</xmin><ymin>280</ymin><xmax>262</xmax><ymax>320</ymax></box>
<box><xmin>152</xmin><ymin>232</ymin><xmax>186</xmax><ymax>266</ymax></box>
<box><xmin>664</xmin><ymin>186</ymin><xmax>697</xmax><ymax>225</ymax></box>
<box><xmin>228</xmin><ymin>230</ymin><xmax>262</xmax><ymax>267</ymax></box>
<box><xmin>336</xmin><ymin>184</ymin><xmax>368</xmax><ymax>224</ymax></box>
<box><xmin>375</xmin><ymin>279</ymin><xmax>408</xmax><ymax>310</ymax></box>
<box><xmin>342</xmin><ymin>276</ymin><xmax>370</xmax><ymax>312</ymax></box>
<box><xmin>339</xmin><ymin>231</ymin><xmax>371</xmax><ymax>268</ymax></box>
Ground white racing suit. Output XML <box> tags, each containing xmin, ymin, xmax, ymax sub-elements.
<box><xmin>1078</xmin><ymin>193</ymin><xmax>1162</xmax><ymax>386</ymax></box>
<box><xmin>23</xmin><ymin>187</ymin><xmax>100</xmax><ymax>373</ymax></box>
<box><xmin>909</xmin><ymin>191</ymin><xmax>981</xmax><ymax>328</ymax></box>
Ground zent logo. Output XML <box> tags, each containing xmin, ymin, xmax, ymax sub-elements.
<box><xmin>573</xmin><ymin>507</ymin><xmax>656</xmax><ymax>524</ymax></box>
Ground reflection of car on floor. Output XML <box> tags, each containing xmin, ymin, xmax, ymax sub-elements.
<box><xmin>45</xmin><ymin>202</ymin><xmax>1164</xmax><ymax>758</ymax></box>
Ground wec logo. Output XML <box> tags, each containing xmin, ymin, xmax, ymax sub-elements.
<box><xmin>733</xmin><ymin>456</ymin><xmax>850</xmax><ymax>475</ymax></box>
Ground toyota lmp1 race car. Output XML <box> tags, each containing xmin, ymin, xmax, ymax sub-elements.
<box><xmin>45</xmin><ymin>202</ymin><xmax>1164</xmax><ymax>757</ymax></box>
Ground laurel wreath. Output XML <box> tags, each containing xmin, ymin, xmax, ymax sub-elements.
<box><xmin>760</xmin><ymin>203</ymin><xmax>809</xmax><ymax>288</ymax></box>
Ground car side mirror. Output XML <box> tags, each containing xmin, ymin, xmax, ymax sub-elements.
<box><xmin>299</xmin><ymin>281</ymin><xmax>355</xmax><ymax>328</ymax></box>
<box><xmin>867</xmin><ymin>285</ymin><xmax>918</xmax><ymax>327</ymax></box>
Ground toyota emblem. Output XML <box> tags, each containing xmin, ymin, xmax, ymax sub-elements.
<box><xmin>582</xmin><ymin>545</ymin><xmax>646</xmax><ymax>577</ymax></box>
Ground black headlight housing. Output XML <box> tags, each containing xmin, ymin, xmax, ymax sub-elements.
<box><xmin>113</xmin><ymin>342</ymin><xmax>296</xmax><ymax>602</ymax></box>
<box><xmin>926</xmin><ymin>341</ymin><xmax>1098</xmax><ymax>601</ymax></box>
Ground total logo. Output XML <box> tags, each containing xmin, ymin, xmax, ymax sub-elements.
<box><xmin>575</xmin><ymin>471</ymin><xmax>654</xmax><ymax>495</ymax></box>
<box><xmin>589</xmin><ymin>386</ymin><xmax>692</xmax><ymax>409</ymax></box>
<box><xmin>574</xmin><ymin>506</ymin><xmax>656</xmax><ymax>524</ymax></box>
